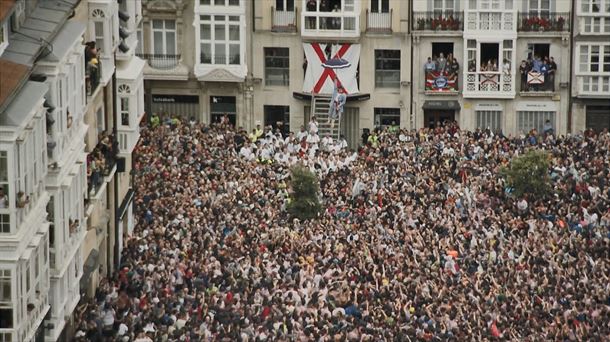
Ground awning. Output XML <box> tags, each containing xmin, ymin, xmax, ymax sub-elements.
<box><xmin>422</xmin><ymin>100</ymin><xmax>461</xmax><ymax>111</ymax></box>
<box><xmin>292</xmin><ymin>92</ymin><xmax>370</xmax><ymax>102</ymax></box>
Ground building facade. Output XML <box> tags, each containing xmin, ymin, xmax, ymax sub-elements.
<box><xmin>138</xmin><ymin>0</ymin><xmax>609</xmax><ymax>140</ymax></box>
<box><xmin>0</xmin><ymin>0</ymin><xmax>143</xmax><ymax>340</ymax></box>
<box><xmin>138</xmin><ymin>0</ymin><xmax>411</xmax><ymax>147</ymax></box>
<box><xmin>571</xmin><ymin>0</ymin><xmax>610</xmax><ymax>131</ymax></box>
<box><xmin>412</xmin><ymin>0</ymin><xmax>572</xmax><ymax>135</ymax></box>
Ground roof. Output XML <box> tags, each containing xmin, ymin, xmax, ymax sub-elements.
<box><xmin>39</xmin><ymin>21</ymin><xmax>86</xmax><ymax>63</ymax></box>
<box><xmin>0</xmin><ymin>58</ymin><xmax>30</xmax><ymax>109</ymax></box>
<box><xmin>0</xmin><ymin>0</ymin><xmax>15</xmax><ymax>23</ymax></box>
<box><xmin>2</xmin><ymin>0</ymin><xmax>79</xmax><ymax>66</ymax></box>
<box><xmin>0</xmin><ymin>81</ymin><xmax>48</xmax><ymax>127</ymax></box>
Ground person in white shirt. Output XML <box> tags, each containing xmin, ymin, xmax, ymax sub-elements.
<box><xmin>306</xmin><ymin>132</ymin><xmax>320</xmax><ymax>150</ymax></box>
<box><xmin>321</xmin><ymin>134</ymin><xmax>334</xmax><ymax>151</ymax></box>
<box><xmin>296</xmin><ymin>126</ymin><xmax>308</xmax><ymax>141</ymax></box>
<box><xmin>308</xmin><ymin>116</ymin><xmax>319</xmax><ymax>135</ymax></box>
<box><xmin>239</xmin><ymin>144</ymin><xmax>255</xmax><ymax>161</ymax></box>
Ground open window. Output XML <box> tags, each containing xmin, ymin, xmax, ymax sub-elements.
<box><xmin>527</xmin><ymin>43</ymin><xmax>550</xmax><ymax>61</ymax></box>
<box><xmin>480</xmin><ymin>43</ymin><xmax>499</xmax><ymax>71</ymax></box>
<box><xmin>432</xmin><ymin>42</ymin><xmax>454</xmax><ymax>61</ymax></box>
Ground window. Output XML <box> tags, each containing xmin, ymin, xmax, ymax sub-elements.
<box><xmin>0</xmin><ymin>215</ymin><xmax>9</xmax><ymax>234</ymax></box>
<box><xmin>0</xmin><ymin>151</ymin><xmax>8</xmax><ymax>211</ymax></box>
<box><xmin>94</xmin><ymin>22</ymin><xmax>105</xmax><ymax>54</ymax></box>
<box><xmin>371</xmin><ymin>0</ymin><xmax>389</xmax><ymax>13</ymax></box>
<box><xmin>47</xmin><ymin>198</ymin><xmax>54</xmax><ymax>247</ymax></box>
<box><xmin>202</xmin><ymin>0</ymin><xmax>240</xmax><ymax>5</ymax></box>
<box><xmin>375</xmin><ymin>50</ymin><xmax>400</xmax><ymax>88</ymax></box>
<box><xmin>136</xmin><ymin>22</ymin><xmax>143</xmax><ymax>55</ymax></box>
<box><xmin>476</xmin><ymin>110</ymin><xmax>502</xmax><ymax>131</ymax></box>
<box><xmin>0</xmin><ymin>22</ymin><xmax>8</xmax><ymax>56</ymax></box>
<box><xmin>527</xmin><ymin>43</ymin><xmax>550</xmax><ymax>61</ymax></box>
<box><xmin>0</xmin><ymin>270</ymin><xmax>10</xmax><ymax>304</ymax></box>
<box><xmin>581</xmin><ymin>0</ymin><xmax>601</xmax><ymax>13</ymax></box>
<box><xmin>276</xmin><ymin>0</ymin><xmax>294</xmax><ymax>11</ymax></box>
<box><xmin>96</xmin><ymin>106</ymin><xmax>105</xmax><ymax>135</ymax></box>
<box><xmin>264</xmin><ymin>48</ymin><xmax>289</xmax><ymax>86</ymax></box>
<box><xmin>374</xmin><ymin>108</ymin><xmax>400</xmax><ymax>128</ymax></box>
<box><xmin>433</xmin><ymin>0</ymin><xmax>455</xmax><ymax>15</ymax></box>
<box><xmin>199</xmin><ymin>15</ymin><xmax>241</xmax><ymax>65</ymax></box>
<box><xmin>120</xmin><ymin>97</ymin><xmax>129</xmax><ymax>126</ymax></box>
<box><xmin>517</xmin><ymin>111</ymin><xmax>555</xmax><ymax>134</ymax></box>
<box><xmin>528</xmin><ymin>0</ymin><xmax>550</xmax><ymax>17</ymax></box>
<box><xmin>152</xmin><ymin>19</ymin><xmax>176</xmax><ymax>56</ymax></box>
<box><xmin>579</xmin><ymin>44</ymin><xmax>610</xmax><ymax>73</ymax></box>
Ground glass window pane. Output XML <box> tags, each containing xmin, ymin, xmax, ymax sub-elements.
<box><xmin>153</xmin><ymin>31</ymin><xmax>163</xmax><ymax>54</ymax></box>
<box><xmin>201</xmin><ymin>43</ymin><xmax>211</xmax><ymax>63</ymax></box>
<box><xmin>215</xmin><ymin>25</ymin><xmax>225</xmax><ymax>40</ymax></box>
<box><xmin>152</xmin><ymin>20</ymin><xmax>163</xmax><ymax>29</ymax></box>
<box><xmin>229</xmin><ymin>25</ymin><xmax>239</xmax><ymax>40</ymax></box>
<box><xmin>166</xmin><ymin>32</ymin><xmax>176</xmax><ymax>55</ymax></box>
<box><xmin>201</xmin><ymin>24</ymin><xmax>211</xmax><ymax>40</ymax></box>
<box><xmin>166</xmin><ymin>20</ymin><xmax>175</xmax><ymax>30</ymax></box>
<box><xmin>229</xmin><ymin>44</ymin><xmax>240</xmax><ymax>64</ymax></box>
<box><xmin>215</xmin><ymin>43</ymin><xmax>226</xmax><ymax>63</ymax></box>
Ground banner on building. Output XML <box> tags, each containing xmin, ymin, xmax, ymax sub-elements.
<box><xmin>303</xmin><ymin>43</ymin><xmax>360</xmax><ymax>94</ymax></box>
<box><xmin>425</xmin><ymin>71</ymin><xmax>458</xmax><ymax>92</ymax></box>
<box><xmin>527</xmin><ymin>71</ymin><xmax>545</xmax><ymax>84</ymax></box>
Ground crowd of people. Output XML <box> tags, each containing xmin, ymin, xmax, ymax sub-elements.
<box><xmin>424</xmin><ymin>53</ymin><xmax>460</xmax><ymax>78</ymax></box>
<box><xmin>74</xmin><ymin>116</ymin><xmax>609</xmax><ymax>341</ymax></box>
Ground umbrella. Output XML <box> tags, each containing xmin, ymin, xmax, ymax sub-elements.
<box><xmin>322</xmin><ymin>57</ymin><xmax>351</xmax><ymax>69</ymax></box>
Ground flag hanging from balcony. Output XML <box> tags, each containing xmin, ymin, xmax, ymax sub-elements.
<box><xmin>425</xmin><ymin>71</ymin><xmax>458</xmax><ymax>92</ymax></box>
<box><xmin>303</xmin><ymin>43</ymin><xmax>360</xmax><ymax>95</ymax></box>
<box><xmin>527</xmin><ymin>71</ymin><xmax>545</xmax><ymax>84</ymax></box>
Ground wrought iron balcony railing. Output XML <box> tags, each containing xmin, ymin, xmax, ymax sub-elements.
<box><xmin>518</xmin><ymin>12</ymin><xmax>569</xmax><ymax>32</ymax></box>
<box><xmin>413</xmin><ymin>11</ymin><xmax>464</xmax><ymax>31</ymax></box>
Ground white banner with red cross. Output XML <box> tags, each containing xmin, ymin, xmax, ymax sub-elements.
<box><xmin>303</xmin><ymin>43</ymin><xmax>360</xmax><ymax>95</ymax></box>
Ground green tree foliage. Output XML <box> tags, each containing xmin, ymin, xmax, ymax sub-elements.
<box><xmin>503</xmin><ymin>149</ymin><xmax>551</xmax><ymax>199</ymax></box>
<box><xmin>287</xmin><ymin>165</ymin><xmax>322</xmax><ymax>220</ymax></box>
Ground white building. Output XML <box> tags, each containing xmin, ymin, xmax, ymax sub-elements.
<box><xmin>0</xmin><ymin>0</ymin><xmax>143</xmax><ymax>340</ymax></box>
<box><xmin>571</xmin><ymin>0</ymin><xmax>610</xmax><ymax>131</ymax></box>
<box><xmin>412</xmin><ymin>0</ymin><xmax>572</xmax><ymax>135</ymax></box>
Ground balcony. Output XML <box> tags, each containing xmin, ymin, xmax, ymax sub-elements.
<box><xmin>465</xmin><ymin>10</ymin><xmax>517</xmax><ymax>32</ymax></box>
<box><xmin>302</xmin><ymin>11</ymin><xmax>360</xmax><ymax>38</ymax></box>
<box><xmin>366</xmin><ymin>10</ymin><xmax>392</xmax><ymax>33</ymax></box>
<box><xmin>85</xmin><ymin>58</ymin><xmax>101</xmax><ymax>98</ymax></box>
<box><xmin>136</xmin><ymin>54</ymin><xmax>181</xmax><ymax>70</ymax></box>
<box><xmin>464</xmin><ymin>71</ymin><xmax>514</xmax><ymax>98</ymax></box>
<box><xmin>425</xmin><ymin>70</ymin><xmax>459</xmax><ymax>94</ymax></box>
<box><xmin>518</xmin><ymin>12</ymin><xmax>569</xmax><ymax>32</ymax></box>
<box><xmin>87</xmin><ymin>134</ymin><xmax>117</xmax><ymax>198</ymax></box>
<box><xmin>272</xmin><ymin>7</ymin><xmax>297</xmax><ymax>32</ymax></box>
<box><xmin>413</xmin><ymin>11</ymin><xmax>464</xmax><ymax>31</ymax></box>
<box><xmin>519</xmin><ymin>71</ymin><xmax>556</xmax><ymax>94</ymax></box>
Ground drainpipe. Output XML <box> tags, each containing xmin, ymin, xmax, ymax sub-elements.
<box><xmin>408</xmin><ymin>0</ymin><xmax>414</xmax><ymax>130</ymax></box>
<box><xmin>567</xmin><ymin>0</ymin><xmax>575</xmax><ymax>133</ymax></box>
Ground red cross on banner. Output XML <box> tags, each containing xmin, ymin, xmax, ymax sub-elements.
<box><xmin>311</xmin><ymin>43</ymin><xmax>350</xmax><ymax>94</ymax></box>
<box><xmin>303</xmin><ymin>43</ymin><xmax>360</xmax><ymax>95</ymax></box>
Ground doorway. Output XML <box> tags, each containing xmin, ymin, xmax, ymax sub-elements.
<box><xmin>264</xmin><ymin>105</ymin><xmax>290</xmax><ymax>137</ymax></box>
<box><xmin>210</xmin><ymin>96</ymin><xmax>236</xmax><ymax>126</ymax></box>
<box><xmin>424</xmin><ymin>110</ymin><xmax>455</xmax><ymax>128</ymax></box>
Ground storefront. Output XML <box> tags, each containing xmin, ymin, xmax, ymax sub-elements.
<box><xmin>422</xmin><ymin>100</ymin><xmax>461</xmax><ymax>128</ymax></box>
<box><xmin>150</xmin><ymin>94</ymin><xmax>200</xmax><ymax>118</ymax></box>
<box><xmin>585</xmin><ymin>103</ymin><xmax>610</xmax><ymax>132</ymax></box>
<box><xmin>516</xmin><ymin>101</ymin><xmax>557</xmax><ymax>134</ymax></box>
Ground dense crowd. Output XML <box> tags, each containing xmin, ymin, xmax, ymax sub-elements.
<box><xmin>75</xmin><ymin>117</ymin><xmax>610</xmax><ymax>341</ymax></box>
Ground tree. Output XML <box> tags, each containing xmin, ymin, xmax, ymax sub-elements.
<box><xmin>502</xmin><ymin>149</ymin><xmax>551</xmax><ymax>199</ymax></box>
<box><xmin>287</xmin><ymin>165</ymin><xmax>322</xmax><ymax>220</ymax></box>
